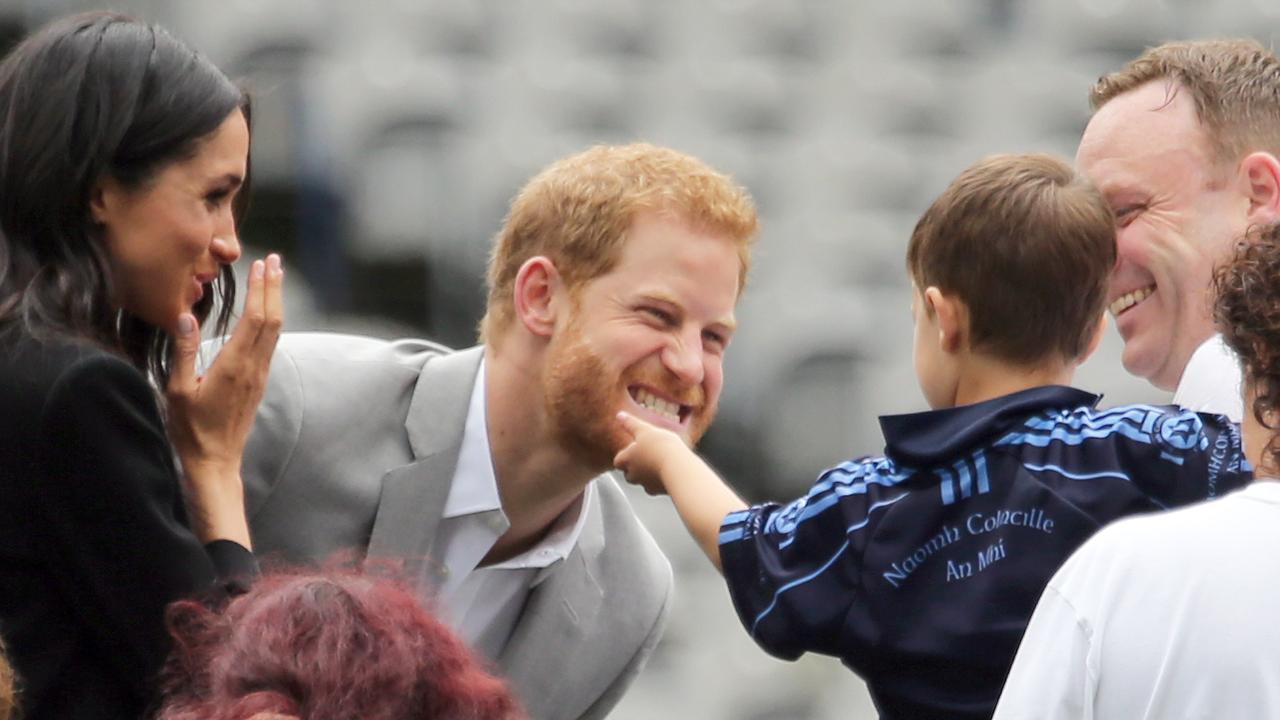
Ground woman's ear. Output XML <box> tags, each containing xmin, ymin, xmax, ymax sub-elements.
<box><xmin>89</xmin><ymin>176</ymin><xmax>117</xmax><ymax>226</ymax></box>
<box><xmin>925</xmin><ymin>286</ymin><xmax>967</xmax><ymax>354</ymax></box>
<box><xmin>512</xmin><ymin>256</ymin><xmax>564</xmax><ymax>338</ymax></box>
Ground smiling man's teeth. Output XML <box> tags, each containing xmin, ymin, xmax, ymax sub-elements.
<box><xmin>1109</xmin><ymin>285</ymin><xmax>1155</xmax><ymax>316</ymax></box>
<box><xmin>634</xmin><ymin>388</ymin><xmax>681</xmax><ymax>421</ymax></box>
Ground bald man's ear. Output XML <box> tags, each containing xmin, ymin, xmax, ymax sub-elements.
<box><xmin>512</xmin><ymin>256</ymin><xmax>564</xmax><ymax>338</ymax></box>
<box><xmin>1239</xmin><ymin>151</ymin><xmax>1280</xmax><ymax>226</ymax></box>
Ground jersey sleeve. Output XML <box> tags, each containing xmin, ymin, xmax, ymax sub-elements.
<box><xmin>718</xmin><ymin>457</ymin><xmax>904</xmax><ymax>660</ymax></box>
<box><xmin>35</xmin><ymin>353</ymin><xmax>256</xmax><ymax>701</ymax></box>
<box><xmin>1125</xmin><ymin>408</ymin><xmax>1249</xmax><ymax>506</ymax></box>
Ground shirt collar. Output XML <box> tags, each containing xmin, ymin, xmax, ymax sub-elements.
<box><xmin>879</xmin><ymin>385</ymin><xmax>1101</xmax><ymax>468</ymax></box>
<box><xmin>444</xmin><ymin>357</ymin><xmax>501</xmax><ymax>518</ymax></box>
<box><xmin>490</xmin><ymin>484</ymin><xmax>593</xmax><ymax>578</ymax></box>
<box><xmin>442</xmin><ymin>356</ymin><xmax>591</xmax><ymax>568</ymax></box>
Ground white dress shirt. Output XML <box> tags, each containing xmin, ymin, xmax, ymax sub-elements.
<box><xmin>420</xmin><ymin>358</ymin><xmax>591</xmax><ymax>661</ymax></box>
<box><xmin>1172</xmin><ymin>334</ymin><xmax>1242</xmax><ymax>422</ymax></box>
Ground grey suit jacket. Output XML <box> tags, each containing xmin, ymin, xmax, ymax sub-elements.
<box><xmin>240</xmin><ymin>333</ymin><xmax>673</xmax><ymax>720</ymax></box>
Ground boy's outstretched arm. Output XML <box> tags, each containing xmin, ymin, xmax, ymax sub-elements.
<box><xmin>613</xmin><ymin>411</ymin><xmax>747</xmax><ymax>572</ymax></box>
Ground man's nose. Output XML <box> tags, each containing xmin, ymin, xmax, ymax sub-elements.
<box><xmin>662</xmin><ymin>331</ymin><xmax>705</xmax><ymax>386</ymax></box>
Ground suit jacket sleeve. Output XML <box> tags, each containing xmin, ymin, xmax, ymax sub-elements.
<box><xmin>34</xmin><ymin>353</ymin><xmax>255</xmax><ymax>702</ymax></box>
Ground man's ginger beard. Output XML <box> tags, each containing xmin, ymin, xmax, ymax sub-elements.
<box><xmin>544</xmin><ymin>313</ymin><xmax>717</xmax><ymax>470</ymax></box>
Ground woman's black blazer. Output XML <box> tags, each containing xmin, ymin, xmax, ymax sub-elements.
<box><xmin>0</xmin><ymin>329</ymin><xmax>255</xmax><ymax>719</ymax></box>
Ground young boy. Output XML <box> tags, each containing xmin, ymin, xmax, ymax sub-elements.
<box><xmin>613</xmin><ymin>154</ymin><xmax>1250</xmax><ymax>720</ymax></box>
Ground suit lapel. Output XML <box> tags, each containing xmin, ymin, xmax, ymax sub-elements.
<box><xmin>497</xmin><ymin>482</ymin><xmax>607</xmax><ymax>720</ymax></box>
<box><xmin>365</xmin><ymin>346</ymin><xmax>485</xmax><ymax>575</ymax></box>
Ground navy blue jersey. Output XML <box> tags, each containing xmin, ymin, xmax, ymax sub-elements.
<box><xmin>719</xmin><ymin>386</ymin><xmax>1249</xmax><ymax>720</ymax></box>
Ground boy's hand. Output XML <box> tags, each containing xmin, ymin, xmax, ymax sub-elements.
<box><xmin>613</xmin><ymin>411</ymin><xmax>694</xmax><ymax>496</ymax></box>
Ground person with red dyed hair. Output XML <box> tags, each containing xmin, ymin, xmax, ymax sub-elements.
<box><xmin>155</xmin><ymin>570</ymin><xmax>524</xmax><ymax>720</ymax></box>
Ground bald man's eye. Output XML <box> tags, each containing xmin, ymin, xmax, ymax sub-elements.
<box><xmin>1114</xmin><ymin>204</ymin><xmax>1145</xmax><ymax>228</ymax></box>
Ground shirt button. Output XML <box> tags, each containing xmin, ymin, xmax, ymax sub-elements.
<box><xmin>436</xmin><ymin>562</ymin><xmax>450</xmax><ymax>578</ymax></box>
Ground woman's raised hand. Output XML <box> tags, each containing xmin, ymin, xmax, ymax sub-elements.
<box><xmin>166</xmin><ymin>254</ymin><xmax>284</xmax><ymax>547</ymax></box>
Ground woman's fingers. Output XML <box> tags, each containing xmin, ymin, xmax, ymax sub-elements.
<box><xmin>166</xmin><ymin>313</ymin><xmax>201</xmax><ymax>399</ymax></box>
<box><xmin>211</xmin><ymin>254</ymin><xmax>284</xmax><ymax>377</ymax></box>
<box><xmin>255</xmin><ymin>253</ymin><xmax>285</xmax><ymax>356</ymax></box>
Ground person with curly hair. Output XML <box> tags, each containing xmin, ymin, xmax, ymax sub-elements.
<box><xmin>994</xmin><ymin>223</ymin><xmax>1280</xmax><ymax>719</ymax></box>
<box><xmin>154</xmin><ymin>569</ymin><xmax>524</xmax><ymax>720</ymax></box>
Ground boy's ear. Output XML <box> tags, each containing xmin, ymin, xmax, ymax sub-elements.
<box><xmin>512</xmin><ymin>256</ymin><xmax>565</xmax><ymax>339</ymax></box>
<box><xmin>925</xmin><ymin>286</ymin><xmax>966</xmax><ymax>354</ymax></box>
<box><xmin>1079</xmin><ymin>313</ymin><xmax>1108</xmax><ymax>364</ymax></box>
<box><xmin>1239</xmin><ymin>151</ymin><xmax>1280</xmax><ymax>226</ymax></box>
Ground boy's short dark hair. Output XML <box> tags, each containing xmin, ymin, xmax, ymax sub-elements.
<box><xmin>906</xmin><ymin>153</ymin><xmax>1116</xmax><ymax>365</ymax></box>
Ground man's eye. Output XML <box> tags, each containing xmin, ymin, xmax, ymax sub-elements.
<box><xmin>644</xmin><ymin>307</ymin><xmax>675</xmax><ymax>324</ymax></box>
<box><xmin>1114</xmin><ymin>204</ymin><xmax>1144</xmax><ymax>227</ymax></box>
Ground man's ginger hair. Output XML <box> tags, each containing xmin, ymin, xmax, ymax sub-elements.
<box><xmin>1091</xmin><ymin>39</ymin><xmax>1280</xmax><ymax>170</ymax></box>
<box><xmin>480</xmin><ymin>143</ymin><xmax>758</xmax><ymax>343</ymax></box>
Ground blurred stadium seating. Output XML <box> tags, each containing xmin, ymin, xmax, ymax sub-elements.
<box><xmin>2</xmin><ymin>1</ymin><xmax>1266</xmax><ymax>716</ymax></box>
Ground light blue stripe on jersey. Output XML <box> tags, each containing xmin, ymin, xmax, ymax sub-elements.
<box><xmin>1019</xmin><ymin>409</ymin><xmax>1157</xmax><ymax>442</ymax></box>
<box><xmin>975</xmin><ymin>451</ymin><xmax>990</xmax><ymax>494</ymax></box>
<box><xmin>1021</xmin><ymin>463</ymin><xmax>1170</xmax><ymax>509</ymax></box>
<box><xmin>955</xmin><ymin>459</ymin><xmax>973</xmax><ymax>499</ymax></box>
<box><xmin>938</xmin><ymin>466</ymin><xmax>955</xmax><ymax>505</ymax></box>
<box><xmin>1021</xmin><ymin>463</ymin><xmax>1131</xmax><ymax>481</ymax></box>
<box><xmin>750</xmin><ymin>539</ymin><xmax>850</xmax><ymax>636</ymax></box>
<box><xmin>751</xmin><ymin>492</ymin><xmax>908</xmax><ymax>628</ymax></box>
<box><xmin>1024</xmin><ymin>405</ymin><xmax>1165</xmax><ymax>431</ymax></box>
<box><xmin>996</xmin><ymin>421</ymin><xmax>1157</xmax><ymax>448</ymax></box>
<box><xmin>720</xmin><ymin>509</ymin><xmax>755</xmax><ymax>544</ymax></box>
<box><xmin>786</xmin><ymin>472</ymin><xmax>905</xmax><ymax>528</ymax></box>
<box><xmin>807</xmin><ymin>457</ymin><xmax>900</xmax><ymax>497</ymax></box>
<box><xmin>778</xmin><ymin>491</ymin><xmax>909</xmax><ymax>549</ymax></box>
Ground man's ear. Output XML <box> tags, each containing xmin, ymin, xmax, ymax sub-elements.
<box><xmin>925</xmin><ymin>286</ymin><xmax>966</xmax><ymax>354</ymax></box>
<box><xmin>512</xmin><ymin>256</ymin><xmax>563</xmax><ymax>338</ymax></box>
<box><xmin>1080</xmin><ymin>312</ymin><xmax>1108</xmax><ymax>364</ymax></box>
<box><xmin>1239</xmin><ymin>151</ymin><xmax>1280</xmax><ymax>226</ymax></box>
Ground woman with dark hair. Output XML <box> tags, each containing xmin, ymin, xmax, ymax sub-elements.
<box><xmin>994</xmin><ymin>224</ymin><xmax>1280</xmax><ymax>718</ymax></box>
<box><xmin>156</xmin><ymin>570</ymin><xmax>524</xmax><ymax>720</ymax></box>
<box><xmin>0</xmin><ymin>11</ymin><xmax>283</xmax><ymax>719</ymax></box>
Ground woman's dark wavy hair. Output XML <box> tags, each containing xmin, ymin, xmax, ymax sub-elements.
<box><xmin>156</xmin><ymin>569</ymin><xmax>524</xmax><ymax>720</ymax></box>
<box><xmin>0</xmin><ymin>11</ymin><xmax>250</xmax><ymax>382</ymax></box>
<box><xmin>1214</xmin><ymin>223</ymin><xmax>1280</xmax><ymax>471</ymax></box>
